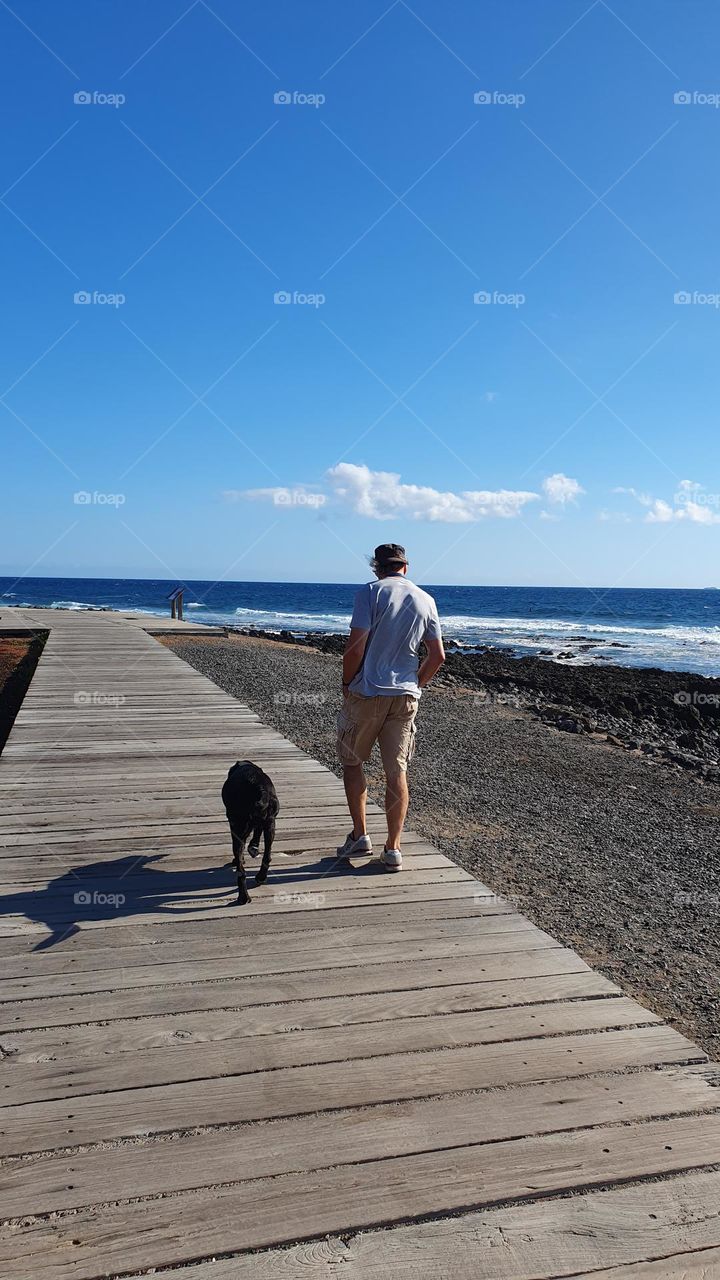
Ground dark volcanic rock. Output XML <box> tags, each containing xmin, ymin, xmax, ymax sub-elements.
<box><xmin>435</xmin><ymin>643</ymin><xmax>720</xmax><ymax>774</ymax></box>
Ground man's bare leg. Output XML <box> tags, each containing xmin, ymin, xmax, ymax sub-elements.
<box><xmin>342</xmin><ymin>762</ymin><xmax>368</xmax><ymax>839</ymax></box>
<box><xmin>385</xmin><ymin>769</ymin><xmax>409</xmax><ymax>849</ymax></box>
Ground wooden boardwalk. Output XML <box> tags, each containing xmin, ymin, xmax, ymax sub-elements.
<box><xmin>1</xmin><ymin>609</ymin><xmax>719</xmax><ymax>1279</ymax></box>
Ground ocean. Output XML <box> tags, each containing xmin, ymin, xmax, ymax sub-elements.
<box><xmin>1</xmin><ymin>576</ymin><xmax>718</xmax><ymax>676</ymax></box>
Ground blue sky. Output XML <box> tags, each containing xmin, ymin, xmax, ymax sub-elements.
<box><xmin>2</xmin><ymin>0</ymin><xmax>719</xmax><ymax>587</ymax></box>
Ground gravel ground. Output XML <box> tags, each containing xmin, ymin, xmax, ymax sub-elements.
<box><xmin>162</xmin><ymin>633</ymin><xmax>720</xmax><ymax>1061</ymax></box>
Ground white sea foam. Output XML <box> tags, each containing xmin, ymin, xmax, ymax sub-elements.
<box><xmin>233</xmin><ymin>606</ymin><xmax>352</xmax><ymax>629</ymax></box>
<box><xmin>439</xmin><ymin>613</ymin><xmax>720</xmax><ymax>644</ymax></box>
<box><xmin>222</xmin><ymin>605</ymin><xmax>720</xmax><ymax>674</ymax></box>
<box><xmin>115</xmin><ymin>607</ymin><xmax>165</xmax><ymax>616</ymax></box>
<box><xmin>228</xmin><ymin>605</ymin><xmax>719</xmax><ymax>646</ymax></box>
<box><xmin>50</xmin><ymin>600</ymin><xmax>95</xmax><ymax>610</ymax></box>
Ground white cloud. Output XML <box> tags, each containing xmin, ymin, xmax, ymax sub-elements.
<box><xmin>646</xmin><ymin>485</ymin><xmax>720</xmax><ymax>525</ymax></box>
<box><xmin>236</xmin><ymin>465</ymin><xmax>545</xmax><ymax>523</ymax></box>
<box><xmin>234</xmin><ymin>464</ymin><xmax>591</xmax><ymax>525</ymax></box>
<box><xmin>542</xmin><ymin>472</ymin><xmax>584</xmax><ymax>505</ymax></box>
<box><xmin>325</xmin><ymin>463</ymin><xmax>539</xmax><ymax>522</ymax></box>
<box><xmin>648</xmin><ymin>479</ymin><xmax>720</xmax><ymax>525</ymax></box>
<box><xmin>645</xmin><ymin>498</ymin><xmax>675</xmax><ymax>523</ymax></box>
<box><xmin>482</xmin><ymin>391</ymin><xmax>499</xmax><ymax>402</ymax></box>
<box><xmin>612</xmin><ymin>480</ymin><xmax>720</xmax><ymax>526</ymax></box>
<box><xmin>613</xmin><ymin>486</ymin><xmax>652</xmax><ymax>507</ymax></box>
<box><xmin>677</xmin><ymin>500</ymin><xmax>720</xmax><ymax>525</ymax></box>
<box><xmin>645</xmin><ymin>497</ymin><xmax>720</xmax><ymax>525</ymax></box>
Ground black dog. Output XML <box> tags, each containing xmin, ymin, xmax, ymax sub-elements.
<box><xmin>221</xmin><ymin>760</ymin><xmax>279</xmax><ymax>905</ymax></box>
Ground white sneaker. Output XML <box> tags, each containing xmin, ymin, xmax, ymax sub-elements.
<box><xmin>380</xmin><ymin>846</ymin><xmax>402</xmax><ymax>872</ymax></box>
<box><xmin>337</xmin><ymin>831</ymin><xmax>373</xmax><ymax>858</ymax></box>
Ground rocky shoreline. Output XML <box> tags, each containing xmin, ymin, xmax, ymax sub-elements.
<box><xmin>229</xmin><ymin>626</ymin><xmax>720</xmax><ymax>780</ymax></box>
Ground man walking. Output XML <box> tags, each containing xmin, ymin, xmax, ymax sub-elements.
<box><xmin>336</xmin><ymin>544</ymin><xmax>445</xmax><ymax>871</ymax></box>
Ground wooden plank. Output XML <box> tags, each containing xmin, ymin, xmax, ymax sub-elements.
<box><xmin>2</xmin><ymin>996</ymin><xmax>657</xmax><ymax>1106</ymax></box>
<box><xmin>0</xmin><ymin>807</ymin><xmax>382</xmax><ymax>835</ymax></box>
<box><xmin>0</xmin><ymin>948</ymin><xmax>592</xmax><ymax>1031</ymax></box>
<box><xmin>0</xmin><ymin>881</ymin><xmax>510</xmax><ymax>938</ymax></box>
<box><xmin>101</xmin><ymin>1171</ymin><xmax>720</xmax><ymax>1280</ymax></box>
<box><xmin>576</xmin><ymin>1249</ymin><xmax>720</xmax><ymax>1278</ymax></box>
<box><xmin>1</xmin><ymin>972</ymin><xmax>618</xmax><ymax>1059</ymax></box>
<box><xmin>2</xmin><ymin>928</ymin><xmax>556</xmax><ymax>1001</ymax></box>
<box><xmin>0</xmin><ymin>912</ymin><xmax>532</xmax><ymax>977</ymax></box>
<box><xmin>0</xmin><ymin>799</ymin><xmax>356</xmax><ymax>824</ymax></box>
<box><xmin>0</xmin><ymin>854</ymin><xmax>455</xmax><ymax>883</ymax></box>
<box><xmin>3</xmin><ymin>1116</ymin><xmax>720</xmax><ymax>1279</ymax></box>
<box><xmin>1</xmin><ymin>1066</ymin><xmax>714</xmax><ymax>1220</ymax></box>
<box><xmin>0</xmin><ymin>828</ymin><xmax>439</xmax><ymax>857</ymax></box>
<box><xmin>0</xmin><ymin>870</ymin><xmax>476</xmax><ymax>930</ymax></box>
<box><xmin>0</xmin><ymin>1026</ymin><xmax>703</xmax><ymax>1157</ymax></box>
<box><xmin>0</xmin><ymin>897</ymin><xmax>516</xmax><ymax>959</ymax></box>
<box><xmin>0</xmin><ymin>850</ymin><xmax>455</xmax><ymax>886</ymax></box>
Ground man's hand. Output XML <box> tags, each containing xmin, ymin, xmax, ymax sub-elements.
<box><xmin>343</xmin><ymin>627</ymin><xmax>369</xmax><ymax>691</ymax></box>
<box><xmin>418</xmin><ymin>636</ymin><xmax>445</xmax><ymax>688</ymax></box>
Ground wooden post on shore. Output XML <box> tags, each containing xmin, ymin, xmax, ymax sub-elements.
<box><xmin>167</xmin><ymin>587</ymin><xmax>184</xmax><ymax>621</ymax></box>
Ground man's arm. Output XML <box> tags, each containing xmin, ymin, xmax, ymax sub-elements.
<box><xmin>343</xmin><ymin>627</ymin><xmax>369</xmax><ymax>694</ymax></box>
<box><xmin>417</xmin><ymin>635</ymin><xmax>445</xmax><ymax>688</ymax></box>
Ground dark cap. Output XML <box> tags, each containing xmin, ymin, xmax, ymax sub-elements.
<box><xmin>373</xmin><ymin>542</ymin><xmax>408</xmax><ymax>567</ymax></box>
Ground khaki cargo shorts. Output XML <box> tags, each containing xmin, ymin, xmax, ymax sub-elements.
<box><xmin>336</xmin><ymin>691</ymin><xmax>419</xmax><ymax>773</ymax></box>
